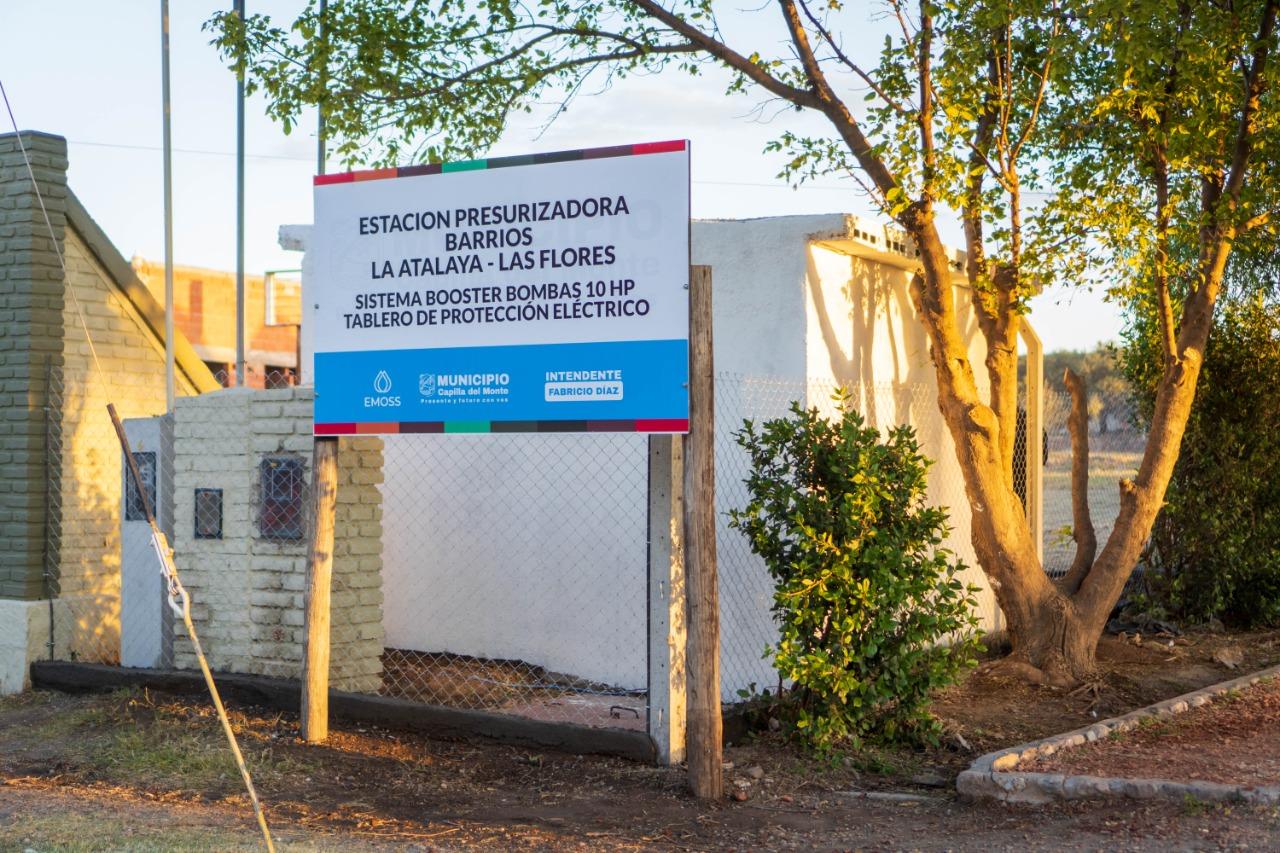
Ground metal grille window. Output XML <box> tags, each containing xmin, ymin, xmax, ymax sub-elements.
<box><xmin>125</xmin><ymin>451</ymin><xmax>156</xmax><ymax>521</ymax></box>
<box><xmin>259</xmin><ymin>457</ymin><xmax>305</xmax><ymax>540</ymax></box>
<box><xmin>194</xmin><ymin>488</ymin><xmax>223</xmax><ymax>540</ymax></box>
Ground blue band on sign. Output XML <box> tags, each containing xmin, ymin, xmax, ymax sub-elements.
<box><xmin>314</xmin><ymin>339</ymin><xmax>689</xmax><ymax>426</ymax></box>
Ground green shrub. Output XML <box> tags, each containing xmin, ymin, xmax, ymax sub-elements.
<box><xmin>729</xmin><ymin>392</ymin><xmax>981</xmax><ymax>751</ymax></box>
<box><xmin>1122</xmin><ymin>298</ymin><xmax>1280</xmax><ymax>626</ymax></box>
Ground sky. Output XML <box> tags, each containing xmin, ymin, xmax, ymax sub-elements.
<box><xmin>0</xmin><ymin>0</ymin><xmax>1123</xmax><ymax>353</ymax></box>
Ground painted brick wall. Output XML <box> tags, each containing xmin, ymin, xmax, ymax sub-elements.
<box><xmin>0</xmin><ymin>130</ymin><xmax>201</xmax><ymax>674</ymax></box>
<box><xmin>0</xmin><ymin>131</ymin><xmax>66</xmax><ymax>601</ymax></box>
<box><xmin>172</xmin><ymin>386</ymin><xmax>384</xmax><ymax>692</ymax></box>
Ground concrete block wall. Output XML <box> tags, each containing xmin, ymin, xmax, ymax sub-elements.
<box><xmin>53</xmin><ymin>228</ymin><xmax>183</xmax><ymax>662</ymax></box>
<box><xmin>0</xmin><ymin>131</ymin><xmax>66</xmax><ymax>601</ymax></box>
<box><xmin>173</xmin><ymin>386</ymin><xmax>384</xmax><ymax>692</ymax></box>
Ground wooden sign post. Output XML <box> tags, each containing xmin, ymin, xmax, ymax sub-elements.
<box><xmin>647</xmin><ymin>433</ymin><xmax>687</xmax><ymax>767</ymax></box>
<box><xmin>301</xmin><ymin>435</ymin><xmax>339</xmax><ymax>742</ymax></box>
<box><xmin>684</xmin><ymin>265</ymin><xmax>722</xmax><ymax>799</ymax></box>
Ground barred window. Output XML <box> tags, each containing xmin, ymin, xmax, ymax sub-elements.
<box><xmin>125</xmin><ymin>451</ymin><xmax>157</xmax><ymax>522</ymax></box>
<box><xmin>259</xmin><ymin>457</ymin><xmax>305</xmax><ymax>540</ymax></box>
<box><xmin>194</xmin><ymin>488</ymin><xmax>223</xmax><ymax>540</ymax></box>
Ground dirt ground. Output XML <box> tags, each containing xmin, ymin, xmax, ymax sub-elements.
<box><xmin>927</xmin><ymin>626</ymin><xmax>1280</xmax><ymax>771</ymax></box>
<box><xmin>3</xmin><ymin>628</ymin><xmax>1280</xmax><ymax>851</ymax></box>
<box><xmin>380</xmin><ymin>649</ymin><xmax>648</xmax><ymax>731</ymax></box>
<box><xmin>1026</xmin><ymin>675</ymin><xmax>1280</xmax><ymax>787</ymax></box>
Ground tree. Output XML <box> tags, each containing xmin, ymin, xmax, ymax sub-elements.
<box><xmin>1124</xmin><ymin>296</ymin><xmax>1280</xmax><ymax>626</ymax></box>
<box><xmin>209</xmin><ymin>0</ymin><xmax>1280</xmax><ymax>683</ymax></box>
<box><xmin>1119</xmin><ymin>210</ymin><xmax>1280</xmax><ymax>626</ymax></box>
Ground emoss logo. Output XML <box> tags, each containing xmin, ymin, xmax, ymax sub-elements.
<box><xmin>364</xmin><ymin>370</ymin><xmax>400</xmax><ymax>408</ymax></box>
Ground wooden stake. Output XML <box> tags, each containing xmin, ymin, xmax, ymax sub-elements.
<box><xmin>301</xmin><ymin>435</ymin><xmax>338</xmax><ymax>742</ymax></box>
<box><xmin>107</xmin><ymin>403</ymin><xmax>277</xmax><ymax>851</ymax></box>
<box><xmin>684</xmin><ymin>265</ymin><xmax>722</xmax><ymax>799</ymax></box>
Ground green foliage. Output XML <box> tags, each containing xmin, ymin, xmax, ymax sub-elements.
<box><xmin>1037</xmin><ymin>0</ymin><xmax>1280</xmax><ymax>296</ymax></box>
<box><xmin>205</xmin><ymin>1</ymin><xmax>715</xmax><ymax>166</ymax></box>
<box><xmin>205</xmin><ymin>0</ymin><xmax>1064</xmax><ymax>307</ymax></box>
<box><xmin>1122</xmin><ymin>297</ymin><xmax>1280</xmax><ymax>626</ymax></box>
<box><xmin>729</xmin><ymin>393</ymin><xmax>981</xmax><ymax>751</ymax></box>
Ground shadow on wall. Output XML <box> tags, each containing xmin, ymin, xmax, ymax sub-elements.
<box><xmin>802</xmin><ymin>244</ymin><xmax>1000</xmax><ymax>632</ymax></box>
<box><xmin>50</xmin><ymin>233</ymin><xmax>180</xmax><ymax>665</ymax></box>
<box><xmin>54</xmin><ymin>371</ymin><xmax>126</xmax><ymax>664</ymax></box>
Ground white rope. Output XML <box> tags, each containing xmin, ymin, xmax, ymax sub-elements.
<box><xmin>3</xmin><ymin>76</ymin><xmax>274</xmax><ymax>853</ymax></box>
<box><xmin>0</xmin><ymin>77</ymin><xmax>106</xmax><ymax>385</ymax></box>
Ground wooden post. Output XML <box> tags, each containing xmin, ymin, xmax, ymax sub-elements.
<box><xmin>647</xmin><ymin>434</ymin><xmax>686</xmax><ymax>766</ymax></box>
<box><xmin>301</xmin><ymin>435</ymin><xmax>339</xmax><ymax>742</ymax></box>
<box><xmin>684</xmin><ymin>265</ymin><xmax>722</xmax><ymax>799</ymax></box>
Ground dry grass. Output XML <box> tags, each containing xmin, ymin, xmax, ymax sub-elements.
<box><xmin>1042</xmin><ymin>443</ymin><xmax>1143</xmax><ymax>575</ymax></box>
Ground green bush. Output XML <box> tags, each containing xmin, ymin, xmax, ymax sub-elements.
<box><xmin>729</xmin><ymin>392</ymin><xmax>981</xmax><ymax>751</ymax></box>
<box><xmin>1122</xmin><ymin>299</ymin><xmax>1280</xmax><ymax>626</ymax></box>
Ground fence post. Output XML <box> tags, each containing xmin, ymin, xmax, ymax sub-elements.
<box><xmin>684</xmin><ymin>264</ymin><xmax>722</xmax><ymax>799</ymax></box>
<box><xmin>1020</xmin><ymin>322</ymin><xmax>1045</xmax><ymax>566</ymax></box>
<box><xmin>301</xmin><ymin>435</ymin><xmax>338</xmax><ymax>742</ymax></box>
<box><xmin>647</xmin><ymin>434</ymin><xmax>686</xmax><ymax>765</ymax></box>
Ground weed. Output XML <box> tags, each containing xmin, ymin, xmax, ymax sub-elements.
<box><xmin>1182</xmin><ymin>793</ymin><xmax>1211</xmax><ymax>817</ymax></box>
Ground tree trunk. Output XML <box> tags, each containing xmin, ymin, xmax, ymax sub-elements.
<box><xmin>1002</xmin><ymin>589</ymin><xmax>1098</xmax><ymax>686</ymax></box>
<box><xmin>905</xmin><ymin>214</ymin><xmax>1229</xmax><ymax>685</ymax></box>
<box><xmin>903</xmin><ymin>214</ymin><xmax>1129</xmax><ymax>684</ymax></box>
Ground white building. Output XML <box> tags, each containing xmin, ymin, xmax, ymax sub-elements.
<box><xmin>281</xmin><ymin>214</ymin><xmax>1043</xmax><ymax>698</ymax></box>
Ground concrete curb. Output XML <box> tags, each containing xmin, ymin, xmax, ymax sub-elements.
<box><xmin>956</xmin><ymin>663</ymin><xmax>1280</xmax><ymax>805</ymax></box>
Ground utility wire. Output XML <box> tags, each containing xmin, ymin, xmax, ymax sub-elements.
<box><xmin>2</xmin><ymin>76</ymin><xmax>276</xmax><ymax>853</ymax></box>
<box><xmin>67</xmin><ymin>136</ymin><xmax>1058</xmax><ymax>198</ymax></box>
<box><xmin>2</xmin><ymin>80</ymin><xmax>106</xmax><ymax>385</ymax></box>
<box><xmin>65</xmin><ymin>137</ymin><xmax>869</xmax><ymax>192</ymax></box>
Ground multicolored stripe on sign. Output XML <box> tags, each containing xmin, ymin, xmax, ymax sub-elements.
<box><xmin>314</xmin><ymin>418</ymin><xmax>689</xmax><ymax>436</ymax></box>
<box><xmin>313</xmin><ymin>140</ymin><xmax>689</xmax><ymax>186</ymax></box>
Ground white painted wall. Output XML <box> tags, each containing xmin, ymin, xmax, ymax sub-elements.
<box><xmin>0</xmin><ymin>599</ymin><xmax>49</xmax><ymax>694</ymax></box>
<box><xmin>379</xmin><ymin>432</ymin><xmax>649</xmax><ymax>688</ymax></box>
<box><xmin>284</xmin><ymin>214</ymin><xmax>1009</xmax><ymax>698</ymax></box>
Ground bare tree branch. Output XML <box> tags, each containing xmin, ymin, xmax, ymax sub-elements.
<box><xmin>1058</xmin><ymin>367</ymin><xmax>1097</xmax><ymax>596</ymax></box>
<box><xmin>1152</xmin><ymin>151</ymin><xmax>1180</xmax><ymax>362</ymax></box>
<box><xmin>795</xmin><ymin>0</ymin><xmax>910</xmax><ymax>115</ymax></box>
<box><xmin>770</xmin><ymin>0</ymin><xmax>902</xmax><ymax>198</ymax></box>
<box><xmin>917</xmin><ymin>1</ymin><xmax>937</xmax><ymax>198</ymax></box>
<box><xmin>627</xmin><ymin>0</ymin><xmax>822</xmax><ymax>108</ymax></box>
<box><xmin>1010</xmin><ymin>11</ymin><xmax>1060</xmax><ymax>160</ymax></box>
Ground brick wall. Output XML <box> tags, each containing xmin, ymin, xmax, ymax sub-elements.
<box><xmin>52</xmin><ymin>228</ymin><xmax>197</xmax><ymax>662</ymax></box>
<box><xmin>132</xmin><ymin>258</ymin><xmax>301</xmax><ymax>388</ymax></box>
<box><xmin>172</xmin><ymin>386</ymin><xmax>384</xmax><ymax>692</ymax></box>
<box><xmin>0</xmin><ymin>131</ymin><xmax>66</xmax><ymax>601</ymax></box>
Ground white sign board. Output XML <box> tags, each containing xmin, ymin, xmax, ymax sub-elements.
<box><xmin>310</xmin><ymin>141</ymin><xmax>691</xmax><ymax>434</ymax></box>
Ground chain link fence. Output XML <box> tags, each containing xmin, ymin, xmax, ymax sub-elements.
<box><xmin>375</xmin><ymin>429</ymin><xmax>650</xmax><ymax>728</ymax></box>
<box><xmin>38</xmin><ymin>357</ymin><xmax>1147</xmax><ymax>729</ymax></box>
<box><xmin>42</xmin><ymin>362</ymin><xmax>654</xmax><ymax>730</ymax></box>
<box><xmin>1040</xmin><ymin>386</ymin><xmax>1147</xmax><ymax>578</ymax></box>
<box><xmin>209</xmin><ymin>367</ymin><xmax>299</xmax><ymax>390</ymax></box>
<box><xmin>714</xmin><ymin>376</ymin><xmax>1001</xmax><ymax>699</ymax></box>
